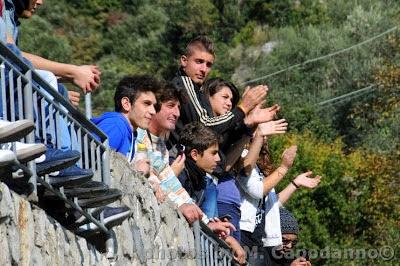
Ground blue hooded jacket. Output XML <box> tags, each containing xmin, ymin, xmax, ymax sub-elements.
<box><xmin>91</xmin><ymin>112</ymin><xmax>136</xmax><ymax>161</ymax></box>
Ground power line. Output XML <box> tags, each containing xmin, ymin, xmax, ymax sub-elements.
<box><xmin>317</xmin><ymin>84</ymin><xmax>377</xmax><ymax>107</ymax></box>
<box><xmin>241</xmin><ymin>26</ymin><xmax>398</xmax><ymax>85</ymax></box>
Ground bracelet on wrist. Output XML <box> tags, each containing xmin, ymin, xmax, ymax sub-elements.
<box><xmin>291</xmin><ymin>180</ymin><xmax>299</xmax><ymax>189</ymax></box>
<box><xmin>237</xmin><ymin>103</ymin><xmax>248</xmax><ymax>115</ymax></box>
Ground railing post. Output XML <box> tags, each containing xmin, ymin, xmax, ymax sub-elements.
<box><xmin>102</xmin><ymin>139</ymin><xmax>111</xmax><ymax>185</ymax></box>
<box><xmin>193</xmin><ymin>220</ymin><xmax>202</xmax><ymax>266</ymax></box>
<box><xmin>85</xmin><ymin>92</ymin><xmax>92</xmax><ymax>119</ymax></box>
<box><xmin>0</xmin><ymin>63</ymin><xmax>6</xmax><ymax>118</ymax></box>
<box><xmin>105</xmin><ymin>230</ymin><xmax>117</xmax><ymax>262</ymax></box>
<box><xmin>23</xmin><ymin>70</ymin><xmax>38</xmax><ymax>202</ymax></box>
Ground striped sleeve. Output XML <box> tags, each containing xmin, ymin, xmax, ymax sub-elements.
<box><xmin>181</xmin><ymin>76</ymin><xmax>237</xmax><ymax>126</ymax></box>
<box><xmin>153</xmin><ymin>139</ymin><xmax>193</xmax><ymax>207</ymax></box>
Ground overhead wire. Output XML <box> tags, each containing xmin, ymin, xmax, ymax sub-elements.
<box><xmin>317</xmin><ymin>84</ymin><xmax>377</xmax><ymax>107</ymax></box>
<box><xmin>241</xmin><ymin>26</ymin><xmax>398</xmax><ymax>86</ymax></box>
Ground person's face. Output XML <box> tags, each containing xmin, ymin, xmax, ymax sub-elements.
<box><xmin>191</xmin><ymin>143</ymin><xmax>220</xmax><ymax>174</ymax></box>
<box><xmin>209</xmin><ymin>86</ymin><xmax>233</xmax><ymax>116</ymax></box>
<box><xmin>276</xmin><ymin>233</ymin><xmax>298</xmax><ymax>255</ymax></box>
<box><xmin>21</xmin><ymin>0</ymin><xmax>43</xmax><ymax>18</ymax></box>
<box><xmin>123</xmin><ymin>91</ymin><xmax>156</xmax><ymax>130</ymax></box>
<box><xmin>180</xmin><ymin>48</ymin><xmax>214</xmax><ymax>85</ymax></box>
<box><xmin>151</xmin><ymin>99</ymin><xmax>181</xmax><ymax>133</ymax></box>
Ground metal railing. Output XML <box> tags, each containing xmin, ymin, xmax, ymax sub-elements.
<box><xmin>0</xmin><ymin>41</ymin><xmax>112</xmax><ymax>237</ymax></box>
<box><xmin>1</xmin><ymin>40</ymin><xmax>244</xmax><ymax>264</ymax></box>
<box><xmin>193</xmin><ymin>221</ymin><xmax>240</xmax><ymax>266</ymax></box>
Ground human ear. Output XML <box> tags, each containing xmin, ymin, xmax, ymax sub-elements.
<box><xmin>121</xmin><ymin>97</ymin><xmax>132</xmax><ymax>112</ymax></box>
<box><xmin>190</xmin><ymin>149</ymin><xmax>199</xmax><ymax>162</ymax></box>
<box><xmin>180</xmin><ymin>55</ymin><xmax>188</xmax><ymax>67</ymax></box>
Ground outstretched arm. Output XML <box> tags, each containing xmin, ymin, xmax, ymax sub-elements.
<box><xmin>21</xmin><ymin>52</ymin><xmax>101</xmax><ymax>93</ymax></box>
<box><xmin>278</xmin><ymin>171</ymin><xmax>322</xmax><ymax>205</ymax></box>
<box><xmin>241</xmin><ymin>119</ymin><xmax>288</xmax><ymax>176</ymax></box>
<box><xmin>244</xmin><ymin>104</ymin><xmax>281</xmax><ymax>126</ymax></box>
<box><xmin>238</xmin><ymin>145</ymin><xmax>296</xmax><ymax>200</ymax></box>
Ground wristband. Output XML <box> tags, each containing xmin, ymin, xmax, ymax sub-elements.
<box><xmin>291</xmin><ymin>180</ymin><xmax>299</xmax><ymax>189</ymax></box>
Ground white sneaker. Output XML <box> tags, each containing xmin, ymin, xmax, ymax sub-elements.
<box><xmin>0</xmin><ymin>150</ymin><xmax>17</xmax><ymax>167</ymax></box>
<box><xmin>1</xmin><ymin>142</ymin><xmax>46</xmax><ymax>163</ymax></box>
<box><xmin>0</xmin><ymin>120</ymin><xmax>34</xmax><ymax>143</ymax></box>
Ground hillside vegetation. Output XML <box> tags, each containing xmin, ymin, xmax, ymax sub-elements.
<box><xmin>20</xmin><ymin>1</ymin><xmax>399</xmax><ymax>264</ymax></box>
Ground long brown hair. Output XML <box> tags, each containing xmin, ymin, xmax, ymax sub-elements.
<box><xmin>257</xmin><ymin>141</ymin><xmax>275</xmax><ymax>176</ymax></box>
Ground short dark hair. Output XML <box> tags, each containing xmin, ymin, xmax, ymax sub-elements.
<box><xmin>154</xmin><ymin>81</ymin><xmax>188</xmax><ymax>112</ymax></box>
<box><xmin>14</xmin><ymin>0</ymin><xmax>30</xmax><ymax>15</ymax></box>
<box><xmin>114</xmin><ymin>75</ymin><xmax>160</xmax><ymax>112</ymax></box>
<box><xmin>179</xmin><ymin>122</ymin><xmax>220</xmax><ymax>156</ymax></box>
<box><xmin>201</xmin><ymin>78</ymin><xmax>240</xmax><ymax>108</ymax></box>
<box><xmin>184</xmin><ymin>35</ymin><xmax>215</xmax><ymax>57</ymax></box>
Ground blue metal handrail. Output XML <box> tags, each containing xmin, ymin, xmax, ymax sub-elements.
<box><xmin>0</xmin><ymin>40</ymin><xmax>111</xmax><ymax>235</ymax></box>
<box><xmin>193</xmin><ymin>220</ymin><xmax>241</xmax><ymax>266</ymax></box>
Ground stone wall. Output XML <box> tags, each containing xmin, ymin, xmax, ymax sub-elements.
<box><xmin>0</xmin><ymin>151</ymin><xmax>196</xmax><ymax>266</ymax></box>
<box><xmin>0</xmin><ymin>182</ymin><xmax>109</xmax><ymax>265</ymax></box>
<box><xmin>109</xmin><ymin>151</ymin><xmax>196</xmax><ymax>265</ymax></box>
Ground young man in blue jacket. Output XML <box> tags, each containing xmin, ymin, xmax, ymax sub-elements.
<box><xmin>92</xmin><ymin>75</ymin><xmax>157</xmax><ymax>164</ymax></box>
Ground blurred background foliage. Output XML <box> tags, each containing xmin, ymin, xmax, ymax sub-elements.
<box><xmin>18</xmin><ymin>0</ymin><xmax>399</xmax><ymax>264</ymax></box>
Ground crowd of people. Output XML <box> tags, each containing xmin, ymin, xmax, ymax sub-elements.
<box><xmin>92</xmin><ymin>35</ymin><xmax>322</xmax><ymax>265</ymax></box>
<box><xmin>0</xmin><ymin>1</ymin><xmax>323</xmax><ymax>265</ymax></box>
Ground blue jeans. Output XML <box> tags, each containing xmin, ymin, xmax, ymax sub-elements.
<box><xmin>0</xmin><ymin>45</ymin><xmax>76</xmax><ymax>150</ymax></box>
<box><xmin>35</xmin><ymin>70</ymin><xmax>76</xmax><ymax>151</ymax></box>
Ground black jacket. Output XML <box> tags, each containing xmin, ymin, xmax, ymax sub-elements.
<box><xmin>169</xmin><ymin>68</ymin><xmax>247</xmax><ymax>151</ymax></box>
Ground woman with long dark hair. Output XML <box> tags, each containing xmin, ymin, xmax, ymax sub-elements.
<box><xmin>237</xmin><ymin>130</ymin><xmax>321</xmax><ymax>265</ymax></box>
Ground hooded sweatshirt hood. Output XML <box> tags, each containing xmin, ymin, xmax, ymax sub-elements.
<box><xmin>92</xmin><ymin>112</ymin><xmax>136</xmax><ymax>161</ymax></box>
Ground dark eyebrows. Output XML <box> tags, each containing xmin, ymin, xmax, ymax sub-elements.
<box><xmin>143</xmin><ymin>99</ymin><xmax>154</xmax><ymax>105</ymax></box>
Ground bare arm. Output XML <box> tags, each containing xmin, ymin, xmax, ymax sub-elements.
<box><xmin>241</xmin><ymin>133</ymin><xmax>263</xmax><ymax>176</ymax></box>
<box><xmin>21</xmin><ymin>52</ymin><xmax>100</xmax><ymax>93</ymax></box>
<box><xmin>278</xmin><ymin>171</ymin><xmax>322</xmax><ymax>205</ymax></box>
<box><xmin>261</xmin><ymin>145</ymin><xmax>296</xmax><ymax>195</ymax></box>
<box><xmin>23</xmin><ymin>52</ymin><xmax>75</xmax><ymax>77</ymax></box>
<box><xmin>224</xmin><ymin>236</ymin><xmax>246</xmax><ymax>265</ymax></box>
<box><xmin>237</xmin><ymin>145</ymin><xmax>296</xmax><ymax>199</ymax></box>
<box><xmin>242</xmin><ymin>119</ymin><xmax>288</xmax><ymax>176</ymax></box>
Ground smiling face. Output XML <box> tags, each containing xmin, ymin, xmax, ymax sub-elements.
<box><xmin>209</xmin><ymin>86</ymin><xmax>233</xmax><ymax>116</ymax></box>
<box><xmin>149</xmin><ymin>99</ymin><xmax>181</xmax><ymax>135</ymax></box>
<box><xmin>180</xmin><ymin>48</ymin><xmax>214</xmax><ymax>85</ymax></box>
<box><xmin>122</xmin><ymin>91</ymin><xmax>156</xmax><ymax>130</ymax></box>
<box><xmin>191</xmin><ymin>143</ymin><xmax>220</xmax><ymax>174</ymax></box>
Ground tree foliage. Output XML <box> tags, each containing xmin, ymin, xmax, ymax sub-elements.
<box><xmin>17</xmin><ymin>1</ymin><xmax>400</xmax><ymax>264</ymax></box>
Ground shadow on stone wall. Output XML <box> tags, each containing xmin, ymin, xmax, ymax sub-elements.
<box><xmin>0</xmin><ymin>151</ymin><xmax>196</xmax><ymax>266</ymax></box>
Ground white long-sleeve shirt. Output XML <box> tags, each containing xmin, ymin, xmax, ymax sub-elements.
<box><xmin>237</xmin><ymin>165</ymin><xmax>282</xmax><ymax>247</ymax></box>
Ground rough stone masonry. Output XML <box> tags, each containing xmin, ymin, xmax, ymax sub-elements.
<box><xmin>0</xmin><ymin>151</ymin><xmax>196</xmax><ymax>266</ymax></box>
